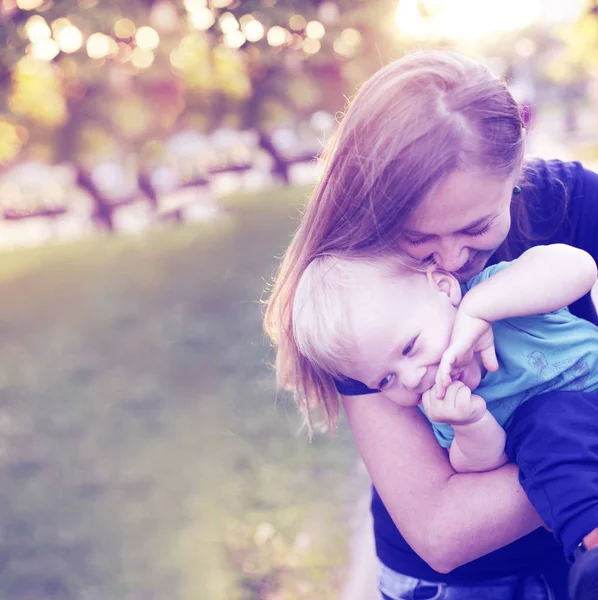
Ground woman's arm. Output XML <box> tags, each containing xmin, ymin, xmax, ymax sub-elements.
<box><xmin>343</xmin><ymin>393</ymin><xmax>544</xmax><ymax>574</ymax></box>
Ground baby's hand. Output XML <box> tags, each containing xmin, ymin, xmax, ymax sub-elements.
<box><xmin>435</xmin><ymin>308</ymin><xmax>498</xmax><ymax>399</ymax></box>
<box><xmin>421</xmin><ymin>381</ymin><xmax>487</xmax><ymax>426</ymax></box>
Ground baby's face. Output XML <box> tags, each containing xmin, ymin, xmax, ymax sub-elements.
<box><xmin>338</xmin><ymin>268</ymin><xmax>483</xmax><ymax>406</ymax></box>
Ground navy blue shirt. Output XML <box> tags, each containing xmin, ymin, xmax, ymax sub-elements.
<box><xmin>370</xmin><ymin>160</ymin><xmax>598</xmax><ymax>583</ymax></box>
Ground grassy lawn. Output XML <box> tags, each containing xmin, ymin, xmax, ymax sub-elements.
<box><xmin>0</xmin><ymin>186</ymin><xmax>361</xmax><ymax>599</ymax></box>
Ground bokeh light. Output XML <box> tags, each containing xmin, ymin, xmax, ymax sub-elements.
<box><xmin>225</xmin><ymin>31</ymin><xmax>246</xmax><ymax>49</ymax></box>
<box><xmin>334</xmin><ymin>27</ymin><xmax>361</xmax><ymax>58</ymax></box>
<box><xmin>289</xmin><ymin>14</ymin><xmax>307</xmax><ymax>31</ymax></box>
<box><xmin>184</xmin><ymin>0</ymin><xmax>202</xmax><ymax>9</ymax></box>
<box><xmin>219</xmin><ymin>12</ymin><xmax>239</xmax><ymax>34</ymax></box>
<box><xmin>56</xmin><ymin>25</ymin><xmax>84</xmax><ymax>54</ymax></box>
<box><xmin>114</xmin><ymin>18</ymin><xmax>136</xmax><ymax>39</ymax></box>
<box><xmin>189</xmin><ymin>7</ymin><xmax>215</xmax><ymax>30</ymax></box>
<box><xmin>243</xmin><ymin>20</ymin><xmax>265</xmax><ymax>42</ymax></box>
<box><xmin>267</xmin><ymin>26</ymin><xmax>291</xmax><ymax>47</ymax></box>
<box><xmin>51</xmin><ymin>18</ymin><xmax>72</xmax><ymax>35</ymax></box>
<box><xmin>302</xmin><ymin>38</ymin><xmax>321</xmax><ymax>55</ymax></box>
<box><xmin>25</xmin><ymin>16</ymin><xmax>51</xmax><ymax>43</ymax></box>
<box><xmin>135</xmin><ymin>26</ymin><xmax>160</xmax><ymax>50</ymax></box>
<box><xmin>131</xmin><ymin>47</ymin><xmax>155</xmax><ymax>69</ymax></box>
<box><xmin>340</xmin><ymin>27</ymin><xmax>361</xmax><ymax>46</ymax></box>
<box><xmin>31</xmin><ymin>38</ymin><xmax>60</xmax><ymax>61</ymax></box>
<box><xmin>305</xmin><ymin>21</ymin><xmax>326</xmax><ymax>40</ymax></box>
<box><xmin>87</xmin><ymin>33</ymin><xmax>116</xmax><ymax>59</ymax></box>
<box><xmin>17</xmin><ymin>0</ymin><xmax>44</xmax><ymax>9</ymax></box>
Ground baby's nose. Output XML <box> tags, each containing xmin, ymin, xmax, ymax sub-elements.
<box><xmin>400</xmin><ymin>365</ymin><xmax>425</xmax><ymax>391</ymax></box>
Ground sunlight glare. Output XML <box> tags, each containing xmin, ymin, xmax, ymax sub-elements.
<box><xmin>395</xmin><ymin>0</ymin><xmax>543</xmax><ymax>40</ymax></box>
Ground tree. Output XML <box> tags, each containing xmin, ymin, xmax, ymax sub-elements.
<box><xmin>0</xmin><ymin>0</ymin><xmax>409</xmax><ymax>219</ymax></box>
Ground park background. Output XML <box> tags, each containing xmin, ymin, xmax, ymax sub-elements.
<box><xmin>0</xmin><ymin>0</ymin><xmax>598</xmax><ymax>598</ymax></box>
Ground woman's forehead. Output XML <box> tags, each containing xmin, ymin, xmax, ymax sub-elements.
<box><xmin>406</xmin><ymin>170</ymin><xmax>513</xmax><ymax>235</ymax></box>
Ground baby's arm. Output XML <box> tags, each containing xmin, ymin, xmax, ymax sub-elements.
<box><xmin>461</xmin><ymin>244</ymin><xmax>597</xmax><ymax>321</ymax></box>
<box><xmin>451</xmin><ymin>411</ymin><xmax>508</xmax><ymax>473</ymax></box>
<box><xmin>436</xmin><ymin>244</ymin><xmax>597</xmax><ymax>397</ymax></box>
<box><xmin>421</xmin><ymin>382</ymin><xmax>508</xmax><ymax>473</ymax></box>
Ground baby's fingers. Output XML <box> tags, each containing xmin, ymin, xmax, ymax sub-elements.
<box><xmin>480</xmin><ymin>343</ymin><xmax>499</xmax><ymax>373</ymax></box>
<box><xmin>435</xmin><ymin>354</ymin><xmax>455</xmax><ymax>399</ymax></box>
<box><xmin>421</xmin><ymin>386</ymin><xmax>445</xmax><ymax>421</ymax></box>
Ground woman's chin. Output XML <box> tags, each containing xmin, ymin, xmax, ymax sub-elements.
<box><xmin>455</xmin><ymin>252</ymin><xmax>493</xmax><ymax>281</ymax></box>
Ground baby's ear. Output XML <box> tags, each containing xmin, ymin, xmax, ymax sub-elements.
<box><xmin>426</xmin><ymin>269</ymin><xmax>462</xmax><ymax>306</ymax></box>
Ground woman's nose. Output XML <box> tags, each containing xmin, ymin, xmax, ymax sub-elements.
<box><xmin>433</xmin><ymin>240</ymin><xmax>469</xmax><ymax>273</ymax></box>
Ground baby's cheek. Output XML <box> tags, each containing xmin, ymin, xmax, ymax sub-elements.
<box><xmin>467</xmin><ymin>360</ymin><xmax>484</xmax><ymax>390</ymax></box>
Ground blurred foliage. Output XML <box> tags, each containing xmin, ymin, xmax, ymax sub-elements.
<box><xmin>548</xmin><ymin>4</ymin><xmax>598</xmax><ymax>84</ymax></box>
<box><xmin>0</xmin><ymin>0</ymin><xmax>597</xmax><ymax>201</ymax></box>
<box><xmin>0</xmin><ymin>0</ymin><xmax>404</xmax><ymax>168</ymax></box>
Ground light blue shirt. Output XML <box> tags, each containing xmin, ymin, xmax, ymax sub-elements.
<box><xmin>428</xmin><ymin>262</ymin><xmax>598</xmax><ymax>448</ymax></box>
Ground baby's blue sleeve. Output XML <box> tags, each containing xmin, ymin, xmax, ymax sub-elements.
<box><xmin>462</xmin><ymin>261</ymin><xmax>513</xmax><ymax>293</ymax></box>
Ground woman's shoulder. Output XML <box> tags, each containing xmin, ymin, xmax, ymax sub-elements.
<box><xmin>523</xmin><ymin>157</ymin><xmax>598</xmax><ymax>202</ymax></box>
<box><xmin>521</xmin><ymin>157</ymin><xmax>598</xmax><ymax>233</ymax></box>
<box><xmin>522</xmin><ymin>157</ymin><xmax>586</xmax><ymax>197</ymax></box>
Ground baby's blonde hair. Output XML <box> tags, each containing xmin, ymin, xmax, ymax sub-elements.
<box><xmin>291</xmin><ymin>252</ymin><xmax>427</xmax><ymax>431</ymax></box>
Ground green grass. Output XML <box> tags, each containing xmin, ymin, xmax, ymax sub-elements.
<box><xmin>0</xmin><ymin>186</ymin><xmax>361</xmax><ymax>599</ymax></box>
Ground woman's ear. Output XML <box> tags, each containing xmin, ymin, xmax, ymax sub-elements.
<box><xmin>426</xmin><ymin>269</ymin><xmax>462</xmax><ymax>306</ymax></box>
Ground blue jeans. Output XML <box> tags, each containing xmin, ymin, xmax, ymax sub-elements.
<box><xmin>378</xmin><ymin>562</ymin><xmax>555</xmax><ymax>600</ymax></box>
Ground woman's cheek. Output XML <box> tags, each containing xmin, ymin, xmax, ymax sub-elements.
<box><xmin>490</xmin><ymin>214</ymin><xmax>512</xmax><ymax>249</ymax></box>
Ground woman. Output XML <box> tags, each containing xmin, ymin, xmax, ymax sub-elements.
<box><xmin>264</xmin><ymin>50</ymin><xmax>598</xmax><ymax>599</ymax></box>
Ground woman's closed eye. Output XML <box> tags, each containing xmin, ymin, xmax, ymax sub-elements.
<box><xmin>406</xmin><ymin>221</ymin><xmax>494</xmax><ymax>244</ymax></box>
<box><xmin>405</xmin><ymin>235</ymin><xmax>433</xmax><ymax>246</ymax></box>
<box><xmin>463</xmin><ymin>223</ymin><xmax>491</xmax><ymax>237</ymax></box>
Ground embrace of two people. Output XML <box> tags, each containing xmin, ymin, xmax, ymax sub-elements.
<box><xmin>264</xmin><ymin>50</ymin><xmax>598</xmax><ymax>600</ymax></box>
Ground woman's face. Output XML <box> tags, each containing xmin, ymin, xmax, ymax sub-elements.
<box><xmin>397</xmin><ymin>169</ymin><xmax>517</xmax><ymax>281</ymax></box>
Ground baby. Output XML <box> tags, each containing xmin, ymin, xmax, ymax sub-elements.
<box><xmin>291</xmin><ymin>243</ymin><xmax>598</xmax><ymax>567</ymax></box>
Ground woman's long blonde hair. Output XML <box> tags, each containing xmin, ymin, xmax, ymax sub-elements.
<box><xmin>263</xmin><ymin>50</ymin><xmax>525</xmax><ymax>433</ymax></box>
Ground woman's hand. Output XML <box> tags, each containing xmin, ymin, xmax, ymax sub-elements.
<box><xmin>435</xmin><ymin>307</ymin><xmax>498</xmax><ymax>399</ymax></box>
<box><xmin>421</xmin><ymin>381</ymin><xmax>487</xmax><ymax>425</ymax></box>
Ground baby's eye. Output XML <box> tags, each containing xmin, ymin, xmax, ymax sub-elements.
<box><xmin>378</xmin><ymin>373</ymin><xmax>396</xmax><ymax>390</ymax></box>
<box><xmin>402</xmin><ymin>337</ymin><xmax>417</xmax><ymax>356</ymax></box>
